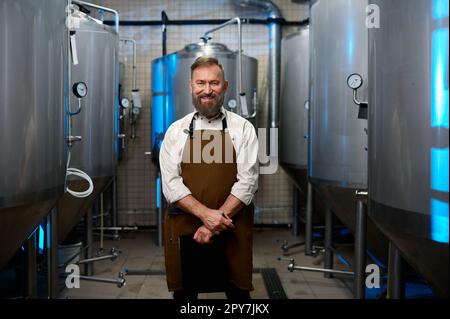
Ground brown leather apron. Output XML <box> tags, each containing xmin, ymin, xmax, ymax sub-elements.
<box><xmin>163</xmin><ymin>115</ymin><xmax>254</xmax><ymax>292</ymax></box>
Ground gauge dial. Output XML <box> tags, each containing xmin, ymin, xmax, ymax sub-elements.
<box><xmin>73</xmin><ymin>82</ymin><xmax>88</xmax><ymax>98</ymax></box>
<box><xmin>347</xmin><ymin>73</ymin><xmax>363</xmax><ymax>90</ymax></box>
<box><xmin>121</xmin><ymin>98</ymin><xmax>130</xmax><ymax>109</ymax></box>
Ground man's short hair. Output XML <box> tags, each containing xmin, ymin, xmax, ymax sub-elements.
<box><xmin>190</xmin><ymin>56</ymin><xmax>225</xmax><ymax>79</ymax></box>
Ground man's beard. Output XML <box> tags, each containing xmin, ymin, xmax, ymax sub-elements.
<box><xmin>192</xmin><ymin>91</ymin><xmax>225</xmax><ymax>118</ymax></box>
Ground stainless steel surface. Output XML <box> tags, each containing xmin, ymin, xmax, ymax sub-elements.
<box><xmin>0</xmin><ymin>0</ymin><xmax>68</xmax><ymax>208</ymax></box>
<box><xmin>368</xmin><ymin>0</ymin><xmax>449</xmax><ymax>298</ymax></box>
<box><xmin>368</xmin><ymin>0</ymin><xmax>449</xmax><ymax>234</ymax></box>
<box><xmin>280</xmin><ymin>28</ymin><xmax>309</xmax><ymax>171</ymax></box>
<box><xmin>151</xmin><ymin>42</ymin><xmax>258</xmax><ymax>147</ymax></box>
<box><xmin>69</xmin><ymin>7</ymin><xmax>119</xmax><ymax>178</ymax></box>
<box><xmin>309</xmin><ymin>0</ymin><xmax>368</xmax><ymax>188</ymax></box>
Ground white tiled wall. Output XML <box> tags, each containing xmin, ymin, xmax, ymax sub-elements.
<box><xmin>89</xmin><ymin>0</ymin><xmax>309</xmax><ymax>225</ymax></box>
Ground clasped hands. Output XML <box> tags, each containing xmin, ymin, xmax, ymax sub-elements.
<box><xmin>193</xmin><ymin>209</ymin><xmax>234</xmax><ymax>245</ymax></box>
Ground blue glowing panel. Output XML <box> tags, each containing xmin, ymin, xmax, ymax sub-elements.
<box><xmin>431</xmin><ymin>28</ymin><xmax>449</xmax><ymax>129</ymax></box>
<box><xmin>431</xmin><ymin>199</ymin><xmax>449</xmax><ymax>243</ymax></box>
<box><xmin>431</xmin><ymin>147</ymin><xmax>449</xmax><ymax>192</ymax></box>
<box><xmin>433</xmin><ymin>0</ymin><xmax>449</xmax><ymax>20</ymax></box>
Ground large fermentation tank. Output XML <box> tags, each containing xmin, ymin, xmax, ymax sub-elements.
<box><xmin>57</xmin><ymin>5</ymin><xmax>120</xmax><ymax>244</ymax></box>
<box><xmin>151</xmin><ymin>42</ymin><xmax>258</xmax><ymax>151</ymax></box>
<box><xmin>0</xmin><ymin>0</ymin><xmax>69</xmax><ymax>268</ymax></box>
<box><xmin>308</xmin><ymin>0</ymin><xmax>388</xmax><ymax>264</ymax></box>
<box><xmin>279</xmin><ymin>27</ymin><xmax>309</xmax><ymax>187</ymax></box>
<box><xmin>368</xmin><ymin>0</ymin><xmax>449</xmax><ymax>297</ymax></box>
<box><xmin>309</xmin><ymin>0</ymin><xmax>368</xmax><ymax>189</ymax></box>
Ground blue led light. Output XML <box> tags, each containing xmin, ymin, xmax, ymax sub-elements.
<box><xmin>431</xmin><ymin>199</ymin><xmax>449</xmax><ymax>243</ymax></box>
<box><xmin>156</xmin><ymin>176</ymin><xmax>161</xmax><ymax>209</ymax></box>
<box><xmin>431</xmin><ymin>28</ymin><xmax>449</xmax><ymax>129</ymax></box>
<box><xmin>431</xmin><ymin>148</ymin><xmax>449</xmax><ymax>192</ymax></box>
<box><xmin>433</xmin><ymin>0</ymin><xmax>449</xmax><ymax>20</ymax></box>
<box><xmin>39</xmin><ymin>225</ymin><xmax>44</xmax><ymax>251</ymax></box>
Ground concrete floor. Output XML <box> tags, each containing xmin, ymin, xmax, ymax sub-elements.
<box><xmin>59</xmin><ymin>228</ymin><xmax>354</xmax><ymax>299</ymax></box>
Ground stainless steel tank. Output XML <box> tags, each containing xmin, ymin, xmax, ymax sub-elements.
<box><xmin>0</xmin><ymin>0</ymin><xmax>69</xmax><ymax>268</ymax></box>
<box><xmin>368</xmin><ymin>0</ymin><xmax>449</xmax><ymax>297</ymax></box>
<box><xmin>151</xmin><ymin>42</ymin><xmax>258</xmax><ymax>150</ymax></box>
<box><xmin>309</xmin><ymin>0</ymin><xmax>368</xmax><ymax>189</ymax></box>
<box><xmin>308</xmin><ymin>0</ymin><xmax>389</xmax><ymax>267</ymax></box>
<box><xmin>56</xmin><ymin>5</ymin><xmax>119</xmax><ymax>245</ymax></box>
<box><xmin>69</xmin><ymin>6</ymin><xmax>119</xmax><ymax>177</ymax></box>
<box><xmin>280</xmin><ymin>27</ymin><xmax>310</xmax><ymax>186</ymax></box>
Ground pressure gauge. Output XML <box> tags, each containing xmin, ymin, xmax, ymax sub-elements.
<box><xmin>228</xmin><ymin>99</ymin><xmax>237</xmax><ymax>109</ymax></box>
<box><xmin>72</xmin><ymin>81</ymin><xmax>88</xmax><ymax>98</ymax></box>
<box><xmin>347</xmin><ymin>73</ymin><xmax>363</xmax><ymax>90</ymax></box>
<box><xmin>121</xmin><ymin>98</ymin><xmax>130</xmax><ymax>109</ymax></box>
<box><xmin>132</xmin><ymin>107</ymin><xmax>140</xmax><ymax>116</ymax></box>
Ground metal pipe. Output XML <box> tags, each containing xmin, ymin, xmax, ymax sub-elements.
<box><xmin>72</xmin><ymin>0</ymin><xmax>119</xmax><ymax>33</ymax></box>
<box><xmin>93</xmin><ymin>226</ymin><xmax>138</xmax><ymax>231</ymax></box>
<box><xmin>305</xmin><ymin>181</ymin><xmax>313</xmax><ymax>255</ymax></box>
<box><xmin>354</xmin><ymin>199</ymin><xmax>367</xmax><ymax>299</ymax></box>
<box><xmin>157</xmin><ymin>171</ymin><xmax>163</xmax><ymax>247</ymax></box>
<box><xmin>47</xmin><ymin>208</ymin><xmax>58</xmax><ymax>299</ymax></box>
<box><xmin>388</xmin><ymin>242</ymin><xmax>405</xmax><ymax>299</ymax></box>
<box><xmin>85</xmin><ymin>206</ymin><xmax>93</xmax><ymax>276</ymax></box>
<box><xmin>203</xmin><ymin>17</ymin><xmax>243</xmax><ymax>115</ymax></box>
<box><xmin>161</xmin><ymin>11</ymin><xmax>168</xmax><ymax>55</ymax></box>
<box><xmin>76</xmin><ymin>248</ymin><xmax>118</xmax><ymax>265</ymax></box>
<box><xmin>119</xmin><ymin>38</ymin><xmax>137</xmax><ymax>90</ymax></box>
<box><xmin>105</xmin><ymin>18</ymin><xmax>307</xmax><ymax>27</ymax></box>
<box><xmin>59</xmin><ymin>272</ymin><xmax>126</xmax><ymax>288</ymax></box>
<box><xmin>324</xmin><ymin>208</ymin><xmax>334</xmax><ymax>278</ymax></box>
<box><xmin>112</xmin><ymin>177</ymin><xmax>119</xmax><ymax>240</ymax></box>
<box><xmin>289</xmin><ymin>265</ymin><xmax>354</xmax><ymax>277</ymax></box>
<box><xmin>292</xmin><ymin>185</ymin><xmax>299</xmax><ymax>236</ymax></box>
<box><xmin>27</xmin><ymin>230</ymin><xmax>37</xmax><ymax>299</ymax></box>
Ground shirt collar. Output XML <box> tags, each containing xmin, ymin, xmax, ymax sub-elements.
<box><xmin>194</xmin><ymin>106</ymin><xmax>226</xmax><ymax>122</ymax></box>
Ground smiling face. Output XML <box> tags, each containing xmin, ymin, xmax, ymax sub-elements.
<box><xmin>190</xmin><ymin>63</ymin><xmax>228</xmax><ymax>119</ymax></box>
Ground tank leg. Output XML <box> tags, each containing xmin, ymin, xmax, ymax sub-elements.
<box><xmin>324</xmin><ymin>207</ymin><xmax>334</xmax><ymax>278</ymax></box>
<box><xmin>305</xmin><ymin>181</ymin><xmax>313</xmax><ymax>255</ymax></box>
<box><xmin>47</xmin><ymin>208</ymin><xmax>58</xmax><ymax>299</ymax></box>
<box><xmin>112</xmin><ymin>177</ymin><xmax>119</xmax><ymax>240</ymax></box>
<box><xmin>292</xmin><ymin>185</ymin><xmax>300</xmax><ymax>237</ymax></box>
<box><xmin>85</xmin><ymin>206</ymin><xmax>94</xmax><ymax>276</ymax></box>
<box><xmin>388</xmin><ymin>242</ymin><xmax>405</xmax><ymax>299</ymax></box>
<box><xmin>354</xmin><ymin>199</ymin><xmax>367</xmax><ymax>299</ymax></box>
<box><xmin>27</xmin><ymin>230</ymin><xmax>37</xmax><ymax>299</ymax></box>
<box><xmin>157</xmin><ymin>172</ymin><xmax>163</xmax><ymax>247</ymax></box>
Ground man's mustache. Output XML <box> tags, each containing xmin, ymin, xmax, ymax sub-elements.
<box><xmin>198</xmin><ymin>93</ymin><xmax>217</xmax><ymax>99</ymax></box>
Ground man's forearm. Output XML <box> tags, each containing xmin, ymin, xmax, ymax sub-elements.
<box><xmin>220</xmin><ymin>194</ymin><xmax>246</xmax><ymax>218</ymax></box>
<box><xmin>175</xmin><ymin>195</ymin><xmax>208</xmax><ymax>220</ymax></box>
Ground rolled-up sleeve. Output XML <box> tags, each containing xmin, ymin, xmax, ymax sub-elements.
<box><xmin>230</xmin><ymin>121</ymin><xmax>259</xmax><ymax>205</ymax></box>
<box><xmin>159</xmin><ymin>125</ymin><xmax>192</xmax><ymax>204</ymax></box>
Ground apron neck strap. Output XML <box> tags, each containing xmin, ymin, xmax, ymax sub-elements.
<box><xmin>187</xmin><ymin>113</ymin><xmax>228</xmax><ymax>139</ymax></box>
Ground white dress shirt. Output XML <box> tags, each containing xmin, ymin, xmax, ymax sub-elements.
<box><xmin>159</xmin><ymin>107</ymin><xmax>259</xmax><ymax>206</ymax></box>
